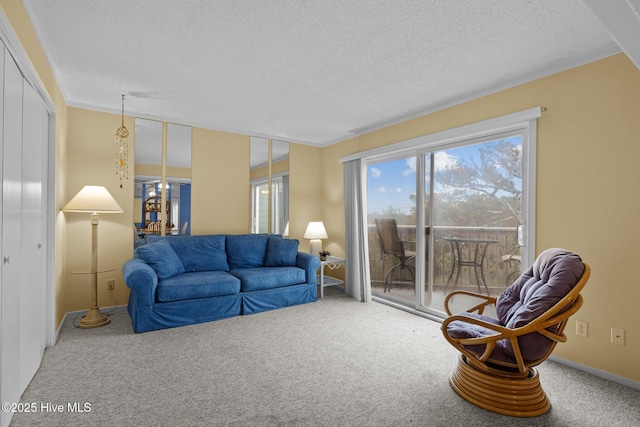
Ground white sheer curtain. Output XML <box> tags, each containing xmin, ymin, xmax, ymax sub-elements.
<box><xmin>343</xmin><ymin>159</ymin><xmax>371</xmax><ymax>302</ymax></box>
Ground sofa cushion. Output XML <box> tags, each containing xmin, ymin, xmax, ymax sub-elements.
<box><xmin>264</xmin><ymin>236</ymin><xmax>299</xmax><ymax>267</ymax></box>
<box><xmin>147</xmin><ymin>235</ymin><xmax>229</xmax><ymax>272</ymax></box>
<box><xmin>156</xmin><ymin>271</ymin><xmax>241</xmax><ymax>302</ymax></box>
<box><xmin>135</xmin><ymin>239</ymin><xmax>185</xmax><ymax>280</ymax></box>
<box><xmin>230</xmin><ymin>267</ymin><xmax>306</xmax><ymax>292</ymax></box>
<box><xmin>226</xmin><ymin>234</ymin><xmax>269</xmax><ymax>269</ymax></box>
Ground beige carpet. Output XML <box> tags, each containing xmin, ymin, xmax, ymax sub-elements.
<box><xmin>10</xmin><ymin>287</ymin><xmax>640</xmax><ymax>426</ymax></box>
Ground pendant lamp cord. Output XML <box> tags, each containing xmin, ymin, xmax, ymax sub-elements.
<box><xmin>121</xmin><ymin>94</ymin><xmax>125</xmax><ymax>127</ymax></box>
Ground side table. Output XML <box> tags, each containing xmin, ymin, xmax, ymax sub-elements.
<box><xmin>318</xmin><ymin>256</ymin><xmax>345</xmax><ymax>298</ymax></box>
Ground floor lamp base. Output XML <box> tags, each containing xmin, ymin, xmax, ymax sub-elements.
<box><xmin>78</xmin><ymin>307</ymin><xmax>111</xmax><ymax>329</ymax></box>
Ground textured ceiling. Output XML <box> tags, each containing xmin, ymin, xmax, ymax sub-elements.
<box><xmin>24</xmin><ymin>0</ymin><xmax>619</xmax><ymax>146</ymax></box>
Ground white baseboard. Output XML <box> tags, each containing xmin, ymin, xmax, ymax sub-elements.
<box><xmin>548</xmin><ymin>355</ymin><xmax>640</xmax><ymax>391</ymax></box>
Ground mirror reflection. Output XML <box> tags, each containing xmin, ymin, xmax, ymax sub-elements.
<box><xmin>250</xmin><ymin>137</ymin><xmax>289</xmax><ymax>235</ymax></box>
<box><xmin>134</xmin><ymin>119</ymin><xmax>192</xmax><ymax>242</ymax></box>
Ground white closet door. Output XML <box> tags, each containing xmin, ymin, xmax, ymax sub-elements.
<box><xmin>19</xmin><ymin>78</ymin><xmax>46</xmax><ymax>392</ymax></box>
<box><xmin>1</xmin><ymin>45</ymin><xmax>24</xmax><ymax>425</ymax></box>
<box><xmin>0</xmin><ymin>45</ymin><xmax>4</xmax><ymax>427</ymax></box>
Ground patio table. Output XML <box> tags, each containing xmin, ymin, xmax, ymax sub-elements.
<box><xmin>444</xmin><ymin>236</ymin><xmax>498</xmax><ymax>295</ymax></box>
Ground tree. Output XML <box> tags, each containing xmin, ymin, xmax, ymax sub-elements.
<box><xmin>435</xmin><ymin>140</ymin><xmax>522</xmax><ymax>227</ymax></box>
<box><xmin>369</xmin><ymin>205</ymin><xmax>415</xmax><ymax>226</ymax></box>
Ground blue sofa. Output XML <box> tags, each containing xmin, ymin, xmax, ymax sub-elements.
<box><xmin>122</xmin><ymin>234</ymin><xmax>320</xmax><ymax>333</ymax></box>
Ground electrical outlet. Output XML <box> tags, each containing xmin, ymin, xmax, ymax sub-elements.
<box><xmin>576</xmin><ymin>320</ymin><xmax>588</xmax><ymax>337</ymax></box>
<box><xmin>611</xmin><ymin>328</ymin><xmax>625</xmax><ymax>346</ymax></box>
<box><xmin>107</xmin><ymin>279</ymin><xmax>115</xmax><ymax>291</ymax></box>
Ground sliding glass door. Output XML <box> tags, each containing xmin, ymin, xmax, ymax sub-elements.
<box><xmin>367</xmin><ymin>156</ymin><xmax>417</xmax><ymax>307</ymax></box>
<box><xmin>367</xmin><ymin>131</ymin><xmax>527</xmax><ymax>316</ymax></box>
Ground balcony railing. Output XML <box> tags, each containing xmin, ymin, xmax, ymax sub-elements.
<box><xmin>368</xmin><ymin>224</ymin><xmax>521</xmax><ymax>293</ymax></box>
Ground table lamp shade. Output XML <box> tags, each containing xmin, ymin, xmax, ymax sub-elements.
<box><xmin>63</xmin><ymin>186</ymin><xmax>123</xmax><ymax>213</ymax></box>
<box><xmin>304</xmin><ymin>221</ymin><xmax>328</xmax><ymax>256</ymax></box>
<box><xmin>303</xmin><ymin>221</ymin><xmax>328</xmax><ymax>239</ymax></box>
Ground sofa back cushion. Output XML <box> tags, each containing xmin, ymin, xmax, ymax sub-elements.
<box><xmin>146</xmin><ymin>235</ymin><xmax>229</xmax><ymax>272</ymax></box>
<box><xmin>226</xmin><ymin>234</ymin><xmax>269</xmax><ymax>269</ymax></box>
<box><xmin>135</xmin><ymin>239</ymin><xmax>185</xmax><ymax>279</ymax></box>
<box><xmin>264</xmin><ymin>235</ymin><xmax>299</xmax><ymax>267</ymax></box>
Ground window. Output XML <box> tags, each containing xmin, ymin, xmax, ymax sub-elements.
<box><xmin>251</xmin><ymin>173</ymin><xmax>289</xmax><ymax>234</ymax></box>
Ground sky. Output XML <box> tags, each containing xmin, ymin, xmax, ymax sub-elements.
<box><xmin>366</xmin><ymin>136</ymin><xmax>522</xmax><ymax>215</ymax></box>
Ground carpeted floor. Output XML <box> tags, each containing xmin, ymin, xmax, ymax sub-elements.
<box><xmin>10</xmin><ymin>288</ymin><xmax>640</xmax><ymax>426</ymax></box>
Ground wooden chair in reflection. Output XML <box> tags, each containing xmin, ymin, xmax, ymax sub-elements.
<box><xmin>502</xmin><ymin>241</ymin><xmax>522</xmax><ymax>286</ymax></box>
<box><xmin>148</xmin><ymin>220</ymin><xmax>162</xmax><ymax>234</ymax></box>
<box><xmin>375</xmin><ymin>218</ymin><xmax>416</xmax><ymax>292</ymax></box>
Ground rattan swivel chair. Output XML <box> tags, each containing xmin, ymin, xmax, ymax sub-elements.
<box><xmin>375</xmin><ymin>218</ymin><xmax>416</xmax><ymax>292</ymax></box>
<box><xmin>441</xmin><ymin>248</ymin><xmax>590</xmax><ymax>417</ymax></box>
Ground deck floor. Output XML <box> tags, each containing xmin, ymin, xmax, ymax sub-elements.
<box><xmin>370</xmin><ymin>280</ymin><xmax>501</xmax><ymax>316</ymax></box>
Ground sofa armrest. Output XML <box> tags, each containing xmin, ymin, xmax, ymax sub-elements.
<box><xmin>122</xmin><ymin>258</ymin><xmax>158</xmax><ymax>307</ymax></box>
<box><xmin>296</xmin><ymin>252</ymin><xmax>321</xmax><ymax>285</ymax></box>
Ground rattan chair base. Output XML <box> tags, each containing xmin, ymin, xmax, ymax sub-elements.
<box><xmin>449</xmin><ymin>355</ymin><xmax>550</xmax><ymax>417</ymax></box>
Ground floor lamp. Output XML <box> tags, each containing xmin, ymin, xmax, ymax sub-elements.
<box><xmin>63</xmin><ymin>186</ymin><xmax>123</xmax><ymax>328</ymax></box>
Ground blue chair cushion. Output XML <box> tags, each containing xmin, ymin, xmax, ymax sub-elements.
<box><xmin>226</xmin><ymin>234</ymin><xmax>269</xmax><ymax>269</ymax></box>
<box><xmin>264</xmin><ymin>236</ymin><xmax>299</xmax><ymax>267</ymax></box>
<box><xmin>230</xmin><ymin>267</ymin><xmax>306</xmax><ymax>292</ymax></box>
<box><xmin>135</xmin><ymin>239</ymin><xmax>185</xmax><ymax>280</ymax></box>
<box><xmin>156</xmin><ymin>271</ymin><xmax>241</xmax><ymax>302</ymax></box>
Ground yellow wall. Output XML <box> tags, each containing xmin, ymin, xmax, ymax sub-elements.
<box><xmin>288</xmin><ymin>143</ymin><xmax>323</xmax><ymax>252</ymax></box>
<box><xmin>311</xmin><ymin>53</ymin><xmax>640</xmax><ymax>382</ymax></box>
<box><xmin>135</xmin><ymin>163</ymin><xmax>191</xmax><ymax>180</ymax></box>
<box><xmin>63</xmin><ymin>108</ymin><xmax>135</xmax><ymax>318</ymax></box>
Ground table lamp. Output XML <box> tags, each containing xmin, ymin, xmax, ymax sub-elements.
<box><xmin>63</xmin><ymin>185</ymin><xmax>123</xmax><ymax>328</ymax></box>
<box><xmin>303</xmin><ymin>221</ymin><xmax>328</xmax><ymax>257</ymax></box>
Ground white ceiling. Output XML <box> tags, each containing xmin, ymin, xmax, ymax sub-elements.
<box><xmin>21</xmin><ymin>1</ymin><xmax>636</xmax><ymax>146</ymax></box>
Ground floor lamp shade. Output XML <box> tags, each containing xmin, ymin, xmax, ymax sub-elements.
<box><xmin>303</xmin><ymin>221</ymin><xmax>328</xmax><ymax>256</ymax></box>
<box><xmin>62</xmin><ymin>185</ymin><xmax>123</xmax><ymax>213</ymax></box>
<box><xmin>63</xmin><ymin>186</ymin><xmax>123</xmax><ymax>328</ymax></box>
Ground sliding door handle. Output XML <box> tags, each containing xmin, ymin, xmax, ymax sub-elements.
<box><xmin>517</xmin><ymin>224</ymin><xmax>525</xmax><ymax>247</ymax></box>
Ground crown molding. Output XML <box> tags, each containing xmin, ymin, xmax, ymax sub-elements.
<box><xmin>580</xmin><ymin>0</ymin><xmax>640</xmax><ymax>71</ymax></box>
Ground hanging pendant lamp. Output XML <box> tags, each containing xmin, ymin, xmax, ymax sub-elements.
<box><xmin>115</xmin><ymin>94</ymin><xmax>129</xmax><ymax>188</ymax></box>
